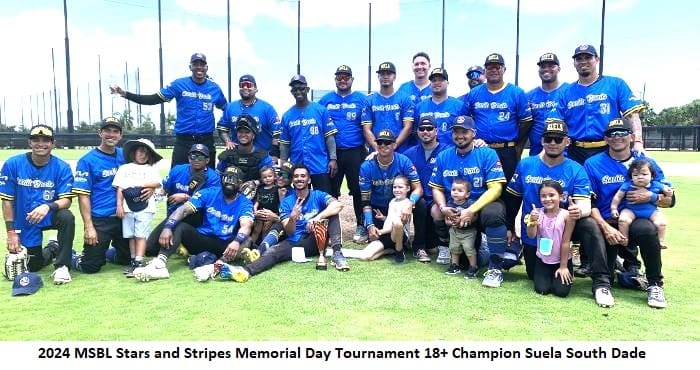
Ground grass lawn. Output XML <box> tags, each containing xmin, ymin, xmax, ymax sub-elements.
<box><xmin>0</xmin><ymin>151</ymin><xmax>698</xmax><ymax>341</ymax></box>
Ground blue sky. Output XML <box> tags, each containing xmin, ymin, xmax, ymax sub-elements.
<box><xmin>1</xmin><ymin>0</ymin><xmax>698</xmax><ymax>128</ymax></box>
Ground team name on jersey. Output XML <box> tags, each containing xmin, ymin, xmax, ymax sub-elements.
<box><xmin>602</xmin><ymin>174</ymin><xmax>626</xmax><ymax>184</ymax></box>
<box><xmin>524</xmin><ymin>175</ymin><xmax>564</xmax><ymax>187</ymax></box>
<box><xmin>587</xmin><ymin>93</ymin><xmax>608</xmax><ymax>103</ymax></box>
<box><xmin>371</xmin><ymin>179</ymin><xmax>394</xmax><ymax>187</ymax></box>
<box><xmin>531</xmin><ymin>100</ymin><xmax>557</xmax><ymax>110</ymax></box>
<box><xmin>371</xmin><ymin>104</ymin><xmax>400</xmax><ymax>112</ymax></box>
<box><xmin>17</xmin><ymin>178</ymin><xmax>55</xmax><ymax>188</ymax></box>
<box><xmin>181</xmin><ymin>91</ymin><xmax>212</xmax><ymax>100</ymax></box>
<box><xmin>420</xmin><ymin>111</ymin><xmax>450</xmax><ymax>119</ymax></box>
<box><xmin>443</xmin><ymin>167</ymin><xmax>480</xmax><ymax>177</ymax></box>
<box><xmin>474</xmin><ymin>102</ymin><xmax>509</xmax><ymax>109</ymax></box>
<box><xmin>230</xmin><ymin>115</ymin><xmax>260</xmax><ymax>123</ymax></box>
<box><xmin>102</xmin><ymin>168</ymin><xmax>118</xmax><ymax>178</ymax></box>
<box><xmin>176</xmin><ymin>183</ymin><xmax>189</xmax><ymax>192</ymax></box>
<box><xmin>326</xmin><ymin>103</ymin><xmax>357</xmax><ymax>110</ymax></box>
<box><xmin>289</xmin><ymin>118</ymin><xmax>318</xmax><ymax>127</ymax></box>
<box><xmin>207</xmin><ymin>206</ymin><xmax>236</xmax><ymax>222</ymax></box>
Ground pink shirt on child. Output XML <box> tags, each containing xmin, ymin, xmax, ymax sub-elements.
<box><xmin>535</xmin><ymin>208</ymin><xmax>570</xmax><ymax>265</ymax></box>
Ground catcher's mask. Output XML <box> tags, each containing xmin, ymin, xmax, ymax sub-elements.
<box><xmin>221</xmin><ymin>166</ymin><xmax>242</xmax><ymax>198</ymax></box>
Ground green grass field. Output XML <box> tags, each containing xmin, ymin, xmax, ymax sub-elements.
<box><xmin>0</xmin><ymin>150</ymin><xmax>698</xmax><ymax>341</ymax></box>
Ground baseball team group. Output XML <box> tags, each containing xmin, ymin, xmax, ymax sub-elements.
<box><xmin>2</xmin><ymin>44</ymin><xmax>674</xmax><ymax>309</ymax></box>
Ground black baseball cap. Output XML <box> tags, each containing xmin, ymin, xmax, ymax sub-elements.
<box><xmin>418</xmin><ymin>116</ymin><xmax>437</xmax><ymax>128</ymax></box>
<box><xmin>484</xmin><ymin>53</ymin><xmax>505</xmax><ymax>67</ymax></box>
<box><xmin>605</xmin><ymin>119</ymin><xmax>632</xmax><ymax>134</ymax></box>
<box><xmin>335</xmin><ymin>65</ymin><xmax>353</xmax><ymax>76</ymax></box>
<box><xmin>537</xmin><ymin>53</ymin><xmax>560</xmax><ymax>66</ymax></box>
<box><xmin>289</xmin><ymin>74</ymin><xmax>308</xmax><ymax>86</ymax></box>
<box><xmin>100</xmin><ymin>116</ymin><xmax>122</xmax><ymax>131</ymax></box>
<box><xmin>239</xmin><ymin>74</ymin><xmax>257</xmax><ymax>86</ymax></box>
<box><xmin>376</xmin><ymin>62</ymin><xmax>396</xmax><ymax>74</ymax></box>
<box><xmin>375</xmin><ymin>129</ymin><xmax>396</xmax><ymax>143</ymax></box>
<box><xmin>236</xmin><ymin>114</ymin><xmax>259</xmax><ymax>134</ymax></box>
<box><xmin>429</xmin><ymin>68</ymin><xmax>448</xmax><ymax>81</ymax></box>
<box><xmin>190</xmin><ymin>52</ymin><xmax>207</xmax><ymax>64</ymax></box>
<box><xmin>542</xmin><ymin>119</ymin><xmax>568</xmax><ymax>137</ymax></box>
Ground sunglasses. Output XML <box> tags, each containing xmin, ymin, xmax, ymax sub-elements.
<box><xmin>543</xmin><ymin>136</ymin><xmax>565</xmax><ymax>144</ymax></box>
<box><xmin>467</xmin><ymin>71</ymin><xmax>482</xmax><ymax>79</ymax></box>
<box><xmin>605</xmin><ymin>131</ymin><xmax>630</xmax><ymax>138</ymax></box>
<box><xmin>417</xmin><ymin>126</ymin><xmax>435</xmax><ymax>132</ymax></box>
<box><xmin>376</xmin><ymin>140</ymin><xmax>393</xmax><ymax>146</ymax></box>
<box><xmin>335</xmin><ymin>75</ymin><xmax>351</xmax><ymax>82</ymax></box>
<box><xmin>239</xmin><ymin>81</ymin><xmax>255</xmax><ymax>89</ymax></box>
<box><xmin>188</xmin><ymin>153</ymin><xmax>208</xmax><ymax>161</ymax></box>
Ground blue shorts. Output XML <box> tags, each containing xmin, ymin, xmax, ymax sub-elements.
<box><xmin>122</xmin><ymin>212</ymin><xmax>155</xmax><ymax>238</ymax></box>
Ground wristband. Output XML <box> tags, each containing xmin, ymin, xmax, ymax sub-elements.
<box><xmin>363</xmin><ymin>209</ymin><xmax>374</xmax><ymax>229</ymax></box>
<box><xmin>48</xmin><ymin>202</ymin><xmax>59</xmax><ymax>212</ymax></box>
<box><xmin>5</xmin><ymin>221</ymin><xmax>14</xmax><ymax>231</ymax></box>
<box><xmin>409</xmin><ymin>193</ymin><xmax>420</xmax><ymax>204</ymax></box>
<box><xmin>234</xmin><ymin>232</ymin><xmax>249</xmax><ymax>244</ymax></box>
<box><xmin>163</xmin><ymin>218</ymin><xmax>178</xmax><ymax>230</ymax></box>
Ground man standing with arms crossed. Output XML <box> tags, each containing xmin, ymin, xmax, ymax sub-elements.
<box><xmin>111</xmin><ymin>52</ymin><xmax>227</xmax><ymax>169</ymax></box>
<box><xmin>279</xmin><ymin>75</ymin><xmax>338</xmax><ymax>195</ymax></box>
<box><xmin>526</xmin><ymin>53</ymin><xmax>569</xmax><ymax>157</ymax></box>
<box><xmin>462</xmin><ymin>53</ymin><xmax>533</xmax><ymax>180</ymax></box>
<box><xmin>217</xmin><ymin>74</ymin><xmax>280</xmax><ymax>159</ymax></box>
<box><xmin>319</xmin><ymin>65</ymin><xmax>369</xmax><ymax>244</ymax></box>
<box><xmin>362</xmin><ymin>62</ymin><xmax>415</xmax><ymax>153</ymax></box>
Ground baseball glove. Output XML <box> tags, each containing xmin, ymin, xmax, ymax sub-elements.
<box><xmin>240</xmin><ymin>180</ymin><xmax>259</xmax><ymax>201</ymax></box>
<box><xmin>4</xmin><ymin>247</ymin><xmax>29</xmax><ymax>281</ymax></box>
<box><xmin>188</xmin><ymin>169</ymin><xmax>206</xmax><ymax>194</ymax></box>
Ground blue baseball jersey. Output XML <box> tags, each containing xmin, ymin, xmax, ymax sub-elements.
<box><xmin>526</xmin><ymin>83</ymin><xmax>569</xmax><ymax>156</ymax></box>
<box><xmin>361</xmin><ymin>92</ymin><xmax>415</xmax><ymax>152</ymax></box>
<box><xmin>158</xmin><ymin>76</ymin><xmax>227</xmax><ymax>134</ymax></box>
<box><xmin>359</xmin><ymin>153</ymin><xmax>420</xmax><ymax>208</ymax></box>
<box><xmin>72</xmin><ymin>147</ymin><xmax>125</xmax><ymax>218</ymax></box>
<box><xmin>318</xmin><ymin>91</ymin><xmax>367</xmax><ymax>149</ymax></box>
<box><xmin>162</xmin><ymin>164</ymin><xmax>220</xmax><ymax>214</ymax></box>
<box><xmin>0</xmin><ymin>153</ymin><xmax>74</xmax><ymax>247</ymax></box>
<box><xmin>506</xmin><ymin>155</ymin><xmax>591</xmax><ymax>246</ymax></box>
<box><xmin>414</xmin><ymin>97</ymin><xmax>464</xmax><ymax>144</ymax></box>
<box><xmin>216</xmin><ymin>98</ymin><xmax>280</xmax><ymax>150</ymax></box>
<box><xmin>403</xmin><ymin>142</ymin><xmax>450</xmax><ymax>205</ymax></box>
<box><xmin>428</xmin><ymin>146</ymin><xmax>505</xmax><ymax>203</ymax></box>
<box><xmin>550</xmin><ymin>76</ymin><xmax>644</xmax><ymax>141</ymax></box>
<box><xmin>397</xmin><ymin>81</ymin><xmax>432</xmax><ymax>105</ymax></box>
<box><xmin>279</xmin><ymin>102</ymin><xmax>338</xmax><ymax>175</ymax></box>
<box><xmin>462</xmin><ymin>83</ymin><xmax>533</xmax><ymax>143</ymax></box>
<box><xmin>279</xmin><ymin>190</ymin><xmax>336</xmax><ymax>242</ymax></box>
<box><xmin>584</xmin><ymin>152</ymin><xmax>670</xmax><ymax>219</ymax></box>
<box><xmin>185</xmin><ymin>187</ymin><xmax>253</xmax><ymax>239</ymax></box>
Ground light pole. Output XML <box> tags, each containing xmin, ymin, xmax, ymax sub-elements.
<box><xmin>63</xmin><ymin>0</ymin><xmax>74</xmax><ymax>133</ymax></box>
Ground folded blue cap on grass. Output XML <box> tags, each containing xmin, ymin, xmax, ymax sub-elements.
<box><xmin>188</xmin><ymin>251</ymin><xmax>218</xmax><ymax>270</ymax></box>
<box><xmin>122</xmin><ymin>187</ymin><xmax>148</xmax><ymax>212</ymax></box>
<box><xmin>12</xmin><ymin>272</ymin><xmax>43</xmax><ymax>296</ymax></box>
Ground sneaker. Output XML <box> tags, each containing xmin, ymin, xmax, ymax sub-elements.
<box><xmin>482</xmin><ymin>269</ymin><xmax>503</xmax><ymax>288</ymax></box>
<box><xmin>52</xmin><ymin>265</ymin><xmax>72</xmax><ymax>285</ymax></box>
<box><xmin>240</xmin><ymin>247</ymin><xmax>261</xmax><ymax>264</ymax></box>
<box><xmin>352</xmin><ymin>225</ymin><xmax>368</xmax><ymax>244</ymax></box>
<box><xmin>436</xmin><ymin>246</ymin><xmax>451</xmax><ymax>265</ymax></box>
<box><xmin>230</xmin><ymin>266</ymin><xmax>250</xmax><ymax>283</ymax></box>
<box><xmin>574</xmin><ymin>264</ymin><xmax>591</xmax><ymax>278</ymax></box>
<box><xmin>70</xmin><ymin>249</ymin><xmax>82</xmax><ymax>270</ymax></box>
<box><xmin>133</xmin><ymin>258</ymin><xmax>169</xmax><ymax>282</ymax></box>
<box><xmin>124</xmin><ymin>260</ymin><xmax>145</xmax><ymax>278</ymax></box>
<box><xmin>414</xmin><ymin>249</ymin><xmax>431</xmax><ymax>263</ymax></box>
<box><xmin>594</xmin><ymin>287</ymin><xmax>615</xmax><ymax>308</ymax></box>
<box><xmin>218</xmin><ymin>262</ymin><xmax>236</xmax><ymax>279</ymax></box>
<box><xmin>43</xmin><ymin>239</ymin><xmax>60</xmax><ymax>263</ymax></box>
<box><xmin>193</xmin><ymin>264</ymin><xmax>215</xmax><ymax>282</ymax></box>
<box><xmin>331</xmin><ymin>251</ymin><xmax>350</xmax><ymax>271</ymax></box>
<box><xmin>394</xmin><ymin>250</ymin><xmax>405</xmax><ymax>263</ymax></box>
<box><xmin>176</xmin><ymin>244</ymin><xmax>190</xmax><ymax>258</ymax></box>
<box><xmin>445</xmin><ymin>263</ymin><xmax>461</xmax><ymax>275</ymax></box>
<box><xmin>465</xmin><ymin>266</ymin><xmax>478</xmax><ymax>279</ymax></box>
<box><xmin>647</xmin><ymin>285</ymin><xmax>667</xmax><ymax>308</ymax></box>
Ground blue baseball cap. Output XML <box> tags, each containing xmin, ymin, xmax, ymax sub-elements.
<box><xmin>572</xmin><ymin>44</ymin><xmax>598</xmax><ymax>58</ymax></box>
<box><xmin>12</xmin><ymin>272</ymin><xmax>43</xmax><ymax>296</ymax></box>
<box><xmin>188</xmin><ymin>251</ymin><xmax>218</xmax><ymax>270</ymax></box>
<box><xmin>452</xmin><ymin>115</ymin><xmax>475</xmax><ymax>131</ymax></box>
<box><xmin>190</xmin><ymin>52</ymin><xmax>207</xmax><ymax>64</ymax></box>
<box><xmin>188</xmin><ymin>143</ymin><xmax>210</xmax><ymax>157</ymax></box>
